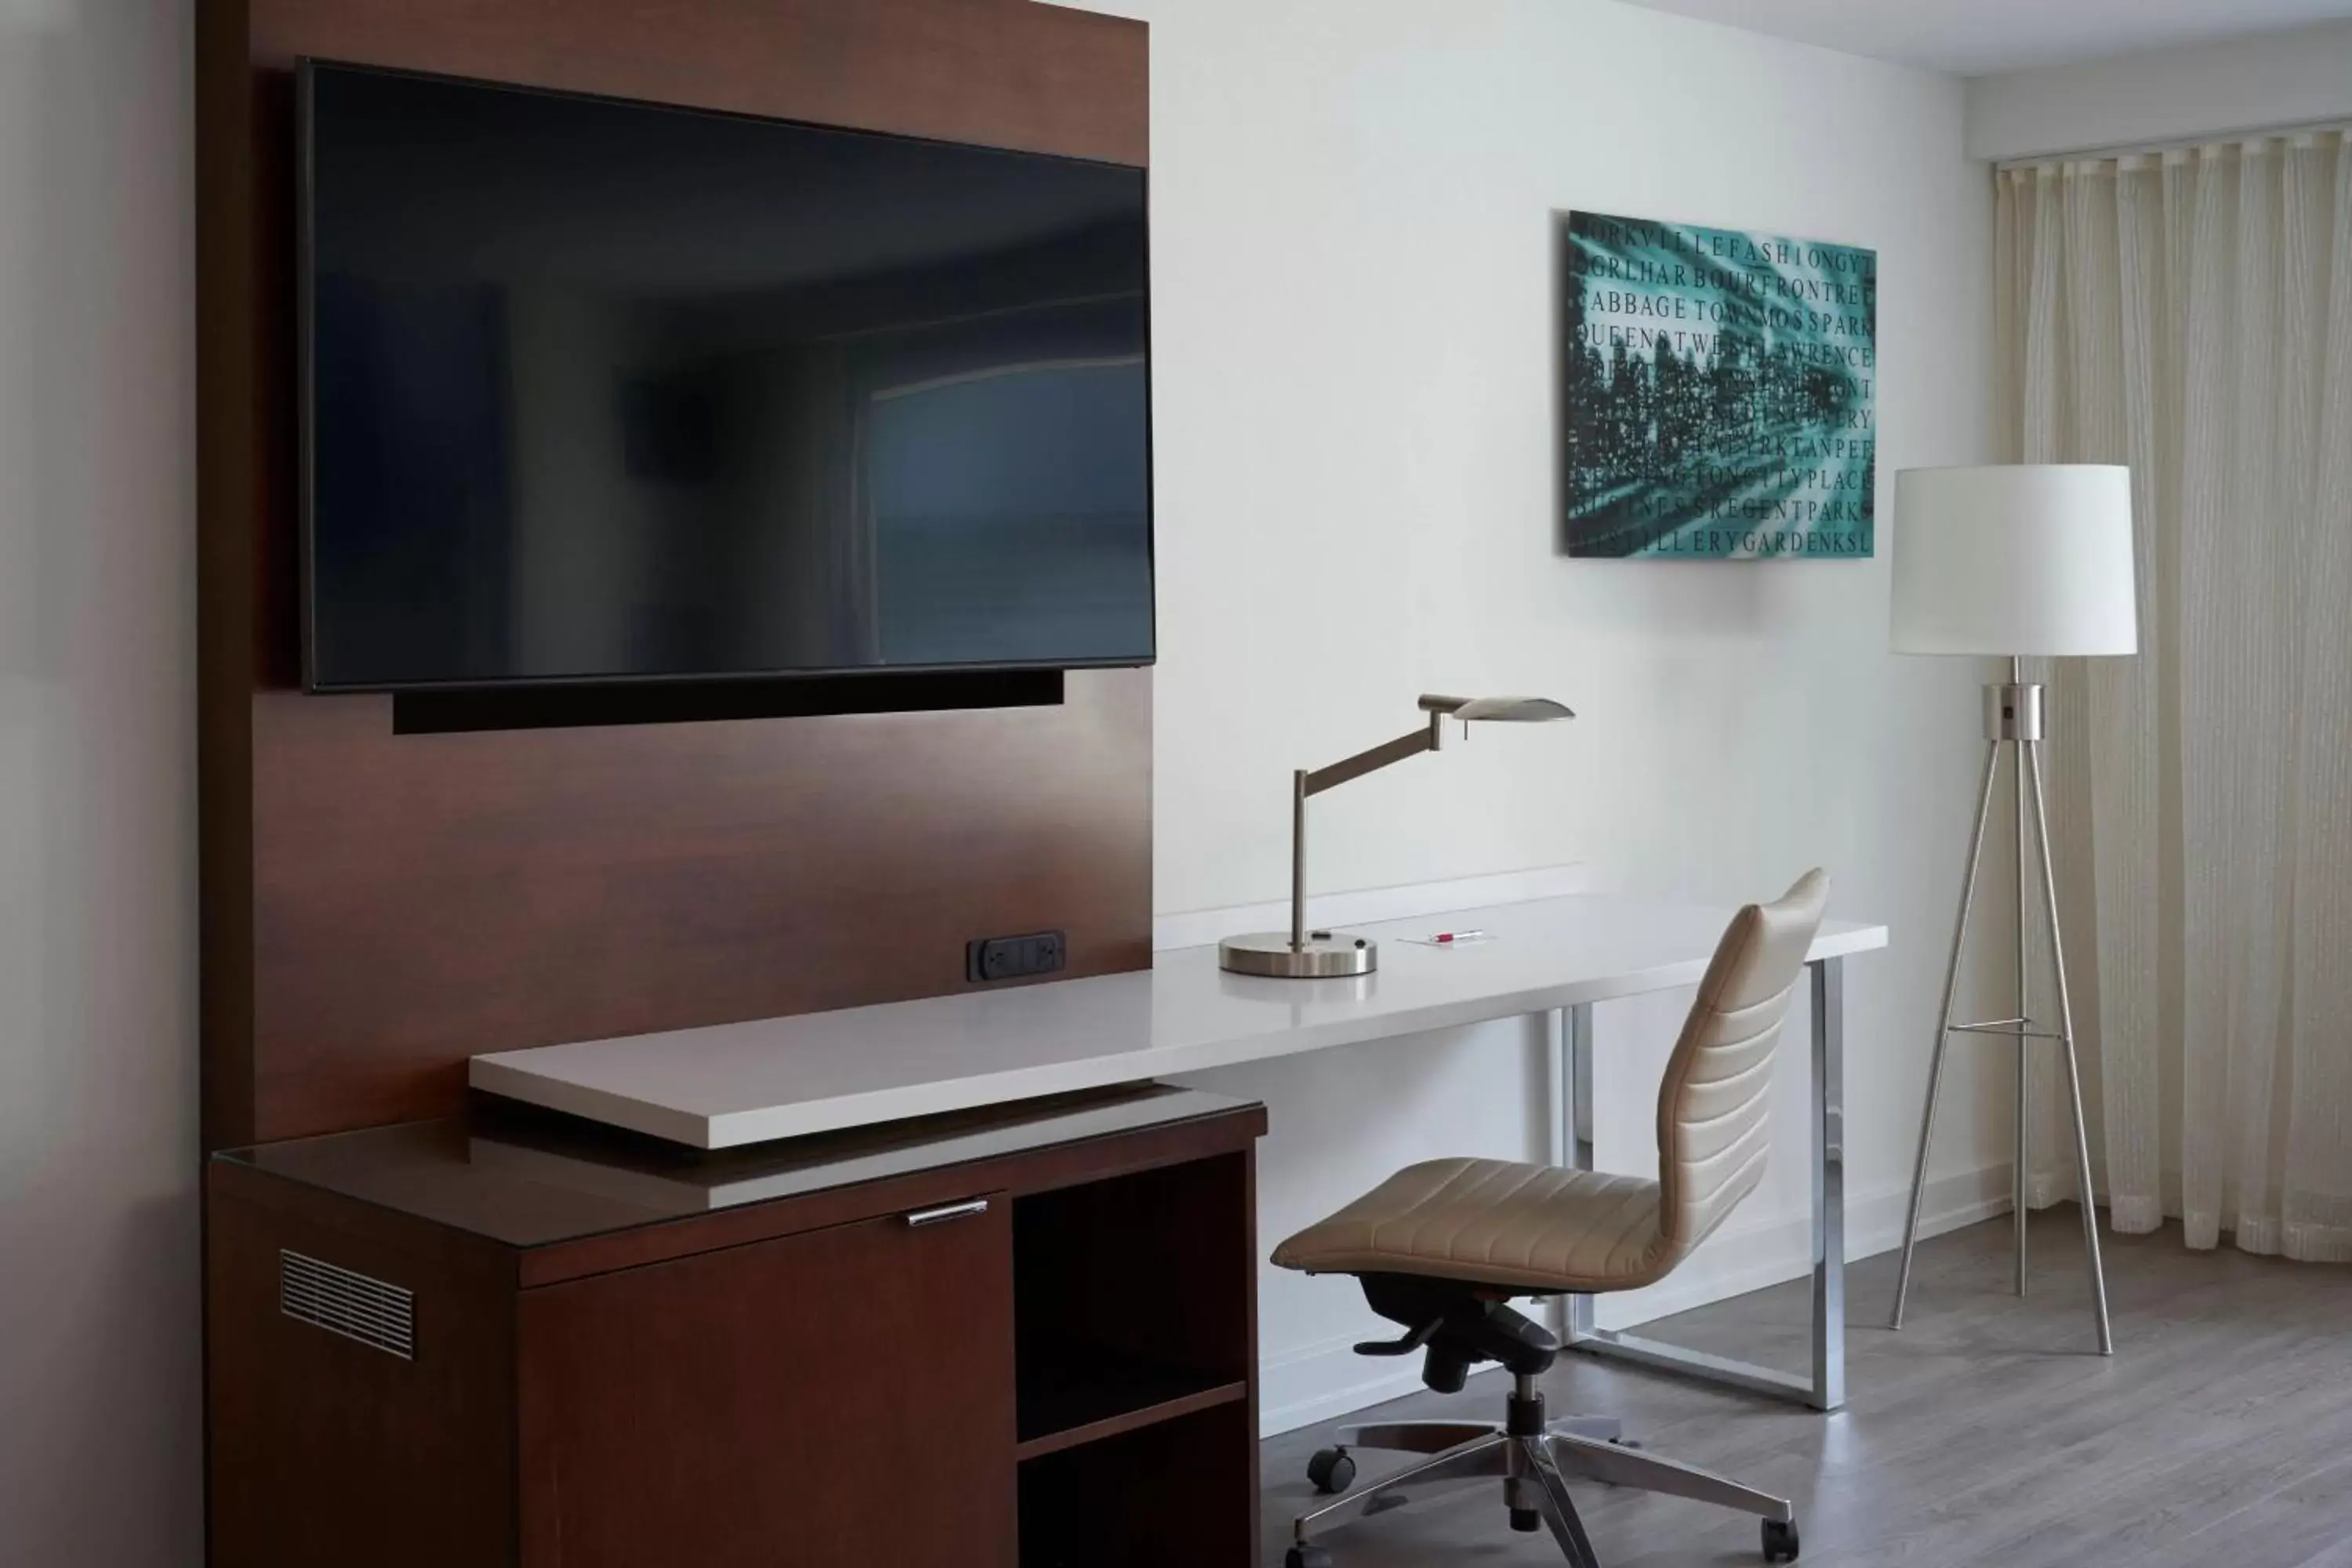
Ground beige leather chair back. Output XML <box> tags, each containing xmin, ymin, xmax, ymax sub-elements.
<box><xmin>1653</xmin><ymin>869</ymin><xmax>1829</xmax><ymax>1266</ymax></box>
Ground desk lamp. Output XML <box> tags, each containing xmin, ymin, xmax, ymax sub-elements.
<box><xmin>1219</xmin><ymin>694</ymin><xmax>1573</xmax><ymax>978</ymax></box>
<box><xmin>1885</xmin><ymin>463</ymin><xmax>2136</xmax><ymax>1356</ymax></box>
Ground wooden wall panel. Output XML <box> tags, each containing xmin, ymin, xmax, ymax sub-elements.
<box><xmin>197</xmin><ymin>0</ymin><xmax>263</xmax><ymax>1151</ymax></box>
<box><xmin>198</xmin><ymin>0</ymin><xmax>1152</xmax><ymax>1147</ymax></box>
<box><xmin>249</xmin><ymin>0</ymin><xmax>1149</xmax><ymax>165</ymax></box>
<box><xmin>249</xmin><ymin>676</ymin><xmax>1151</xmax><ymax>1142</ymax></box>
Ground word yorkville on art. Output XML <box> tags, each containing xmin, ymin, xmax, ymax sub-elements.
<box><xmin>1561</xmin><ymin>210</ymin><xmax>1877</xmax><ymax>560</ymax></box>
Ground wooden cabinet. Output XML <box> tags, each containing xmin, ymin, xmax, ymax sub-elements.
<box><xmin>205</xmin><ymin>1087</ymin><xmax>1261</xmax><ymax>1568</ymax></box>
<box><xmin>518</xmin><ymin>1200</ymin><xmax>1016</xmax><ymax>1567</ymax></box>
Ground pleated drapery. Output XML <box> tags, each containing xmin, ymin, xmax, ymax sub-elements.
<box><xmin>1995</xmin><ymin>130</ymin><xmax>2352</xmax><ymax>1261</ymax></box>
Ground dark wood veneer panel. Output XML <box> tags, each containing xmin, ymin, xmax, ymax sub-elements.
<box><xmin>206</xmin><ymin>1107</ymin><xmax>1260</xmax><ymax>1567</ymax></box>
<box><xmin>249</xmin><ymin>0</ymin><xmax>1148</xmax><ymax>165</ymax></box>
<box><xmin>517</xmin><ymin>1103</ymin><xmax>1261</xmax><ymax>1287</ymax></box>
<box><xmin>1011</xmin><ymin>1354</ymin><xmax>1251</xmax><ymax>1457</ymax></box>
<box><xmin>198</xmin><ymin>0</ymin><xmax>1152</xmax><ymax>1146</ymax></box>
<box><xmin>206</xmin><ymin>1163</ymin><xmax>518</xmax><ymax>1567</ymax></box>
<box><xmin>517</xmin><ymin>1203</ymin><xmax>1018</xmax><ymax>1568</ymax></box>
<box><xmin>196</xmin><ymin>0</ymin><xmax>260</xmax><ymax>1153</ymax></box>
<box><xmin>249</xmin><ymin>672</ymin><xmax>1150</xmax><ymax>1142</ymax></box>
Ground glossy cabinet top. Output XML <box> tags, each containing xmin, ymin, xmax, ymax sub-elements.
<box><xmin>215</xmin><ymin>1083</ymin><xmax>1252</xmax><ymax>1247</ymax></box>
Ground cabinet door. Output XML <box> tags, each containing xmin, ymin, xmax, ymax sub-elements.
<box><xmin>518</xmin><ymin>1193</ymin><xmax>1014</xmax><ymax>1568</ymax></box>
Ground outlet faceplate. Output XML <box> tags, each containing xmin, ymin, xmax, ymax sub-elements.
<box><xmin>966</xmin><ymin>930</ymin><xmax>1067</xmax><ymax>983</ymax></box>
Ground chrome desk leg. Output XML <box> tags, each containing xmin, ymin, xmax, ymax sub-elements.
<box><xmin>1545</xmin><ymin>1005</ymin><xmax>1566</xmax><ymax>1341</ymax></box>
<box><xmin>1809</xmin><ymin>955</ymin><xmax>1846</xmax><ymax>1410</ymax></box>
<box><xmin>1570</xmin><ymin>1000</ymin><xmax>1595</xmax><ymax>1189</ymax></box>
<box><xmin>1559</xmin><ymin>967</ymin><xmax>1846</xmax><ymax>1411</ymax></box>
<box><xmin>1547</xmin><ymin>1004</ymin><xmax>1595</xmax><ymax>1344</ymax></box>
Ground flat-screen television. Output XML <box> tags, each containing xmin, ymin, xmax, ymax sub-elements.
<box><xmin>299</xmin><ymin>62</ymin><xmax>1153</xmax><ymax>691</ymax></box>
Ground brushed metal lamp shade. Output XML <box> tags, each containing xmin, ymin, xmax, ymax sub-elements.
<box><xmin>1445</xmin><ymin>696</ymin><xmax>1576</xmax><ymax>723</ymax></box>
<box><xmin>1218</xmin><ymin>693</ymin><xmax>1573</xmax><ymax>979</ymax></box>
<box><xmin>1886</xmin><ymin>463</ymin><xmax>2136</xmax><ymax>1358</ymax></box>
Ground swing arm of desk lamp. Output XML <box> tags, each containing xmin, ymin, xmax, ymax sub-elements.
<box><xmin>1218</xmin><ymin>694</ymin><xmax>1574</xmax><ymax>979</ymax></box>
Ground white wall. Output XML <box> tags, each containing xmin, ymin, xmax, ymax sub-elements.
<box><xmin>0</xmin><ymin>1</ymin><xmax>200</xmax><ymax>1562</ymax></box>
<box><xmin>1065</xmin><ymin>0</ymin><xmax>2012</xmax><ymax>1430</ymax></box>
<box><xmin>1966</xmin><ymin>18</ymin><xmax>2352</xmax><ymax>162</ymax></box>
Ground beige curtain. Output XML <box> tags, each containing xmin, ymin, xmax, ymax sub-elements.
<box><xmin>1996</xmin><ymin>130</ymin><xmax>2352</xmax><ymax>1260</ymax></box>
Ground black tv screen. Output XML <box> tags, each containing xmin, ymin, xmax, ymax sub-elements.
<box><xmin>299</xmin><ymin>63</ymin><xmax>1153</xmax><ymax>691</ymax></box>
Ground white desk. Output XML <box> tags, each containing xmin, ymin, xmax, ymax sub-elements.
<box><xmin>472</xmin><ymin>891</ymin><xmax>1887</xmax><ymax>1410</ymax></box>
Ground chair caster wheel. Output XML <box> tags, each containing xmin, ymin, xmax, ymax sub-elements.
<box><xmin>1307</xmin><ymin>1447</ymin><xmax>1356</xmax><ymax>1494</ymax></box>
<box><xmin>1286</xmin><ymin>1546</ymin><xmax>1334</xmax><ymax>1568</ymax></box>
<box><xmin>1762</xmin><ymin>1517</ymin><xmax>1801</xmax><ymax>1562</ymax></box>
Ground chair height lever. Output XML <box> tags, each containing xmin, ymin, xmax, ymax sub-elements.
<box><xmin>1352</xmin><ymin>1317</ymin><xmax>1444</xmax><ymax>1358</ymax></box>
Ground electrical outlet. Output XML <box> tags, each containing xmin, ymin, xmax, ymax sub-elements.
<box><xmin>967</xmin><ymin>930</ymin><xmax>1067</xmax><ymax>983</ymax></box>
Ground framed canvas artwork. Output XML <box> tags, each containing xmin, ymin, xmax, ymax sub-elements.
<box><xmin>1561</xmin><ymin>210</ymin><xmax>1876</xmax><ymax>559</ymax></box>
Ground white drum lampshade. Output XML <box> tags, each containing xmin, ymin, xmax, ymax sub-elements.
<box><xmin>1890</xmin><ymin>465</ymin><xmax>2138</xmax><ymax>656</ymax></box>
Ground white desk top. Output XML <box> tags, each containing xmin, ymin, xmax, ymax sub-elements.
<box><xmin>470</xmin><ymin>892</ymin><xmax>1888</xmax><ymax>1149</ymax></box>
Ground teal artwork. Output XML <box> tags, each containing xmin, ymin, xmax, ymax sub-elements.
<box><xmin>1562</xmin><ymin>211</ymin><xmax>1875</xmax><ymax>559</ymax></box>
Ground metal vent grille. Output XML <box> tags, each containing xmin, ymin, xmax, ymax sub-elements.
<box><xmin>278</xmin><ymin>1250</ymin><xmax>414</xmax><ymax>1360</ymax></box>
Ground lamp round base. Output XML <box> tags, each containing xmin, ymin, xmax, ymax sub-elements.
<box><xmin>1214</xmin><ymin>931</ymin><xmax>1374</xmax><ymax>982</ymax></box>
<box><xmin>1218</xmin><ymin>932</ymin><xmax>1378</xmax><ymax>978</ymax></box>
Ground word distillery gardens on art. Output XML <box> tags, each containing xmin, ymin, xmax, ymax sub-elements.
<box><xmin>1562</xmin><ymin>210</ymin><xmax>1876</xmax><ymax>559</ymax></box>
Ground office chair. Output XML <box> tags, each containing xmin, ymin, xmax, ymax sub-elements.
<box><xmin>1271</xmin><ymin>869</ymin><xmax>1828</xmax><ymax>1568</ymax></box>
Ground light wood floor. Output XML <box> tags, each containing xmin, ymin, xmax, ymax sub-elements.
<box><xmin>1261</xmin><ymin>1209</ymin><xmax>2352</xmax><ymax>1566</ymax></box>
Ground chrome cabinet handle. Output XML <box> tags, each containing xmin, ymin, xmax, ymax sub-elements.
<box><xmin>903</xmin><ymin>1198</ymin><xmax>990</xmax><ymax>1228</ymax></box>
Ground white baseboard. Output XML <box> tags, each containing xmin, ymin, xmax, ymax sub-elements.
<box><xmin>1256</xmin><ymin>1160</ymin><xmax>2013</xmax><ymax>1437</ymax></box>
<box><xmin>1153</xmin><ymin>864</ymin><xmax>1594</xmax><ymax>953</ymax></box>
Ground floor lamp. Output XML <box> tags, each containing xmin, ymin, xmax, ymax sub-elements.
<box><xmin>1886</xmin><ymin>464</ymin><xmax>2137</xmax><ymax>1355</ymax></box>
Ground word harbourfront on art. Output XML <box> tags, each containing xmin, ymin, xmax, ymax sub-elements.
<box><xmin>1561</xmin><ymin>211</ymin><xmax>1878</xmax><ymax>560</ymax></box>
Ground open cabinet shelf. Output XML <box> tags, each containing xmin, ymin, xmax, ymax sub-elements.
<box><xmin>1014</xmin><ymin>1332</ymin><xmax>1247</xmax><ymax>1459</ymax></box>
<box><xmin>1011</xmin><ymin>1152</ymin><xmax>1258</xmax><ymax>1563</ymax></box>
